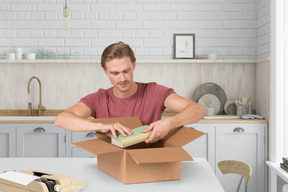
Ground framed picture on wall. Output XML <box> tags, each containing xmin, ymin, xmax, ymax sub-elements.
<box><xmin>173</xmin><ymin>34</ymin><xmax>195</xmax><ymax>59</ymax></box>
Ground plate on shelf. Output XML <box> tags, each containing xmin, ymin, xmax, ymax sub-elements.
<box><xmin>198</xmin><ymin>94</ymin><xmax>221</xmax><ymax>115</ymax></box>
<box><xmin>193</xmin><ymin>83</ymin><xmax>227</xmax><ymax>114</ymax></box>
<box><xmin>224</xmin><ymin>99</ymin><xmax>237</xmax><ymax>115</ymax></box>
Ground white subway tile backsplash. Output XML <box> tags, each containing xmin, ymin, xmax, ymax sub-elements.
<box><xmin>90</xmin><ymin>4</ymin><xmax>115</xmax><ymax>12</ymax></box>
<box><xmin>0</xmin><ymin>39</ymin><xmax>10</xmax><ymax>46</ymax></box>
<box><xmin>123</xmin><ymin>12</ymin><xmax>137</xmax><ymax>20</ymax></box>
<box><xmin>109</xmin><ymin>12</ymin><xmax>122</xmax><ymax>20</ymax></box>
<box><xmin>143</xmin><ymin>4</ymin><xmax>169</xmax><ymax>11</ymax></box>
<box><xmin>4</xmin><ymin>12</ymin><xmax>17</xmax><ymax>20</ymax></box>
<box><xmin>11</xmin><ymin>21</ymin><xmax>36</xmax><ymax>29</ymax></box>
<box><xmin>122</xmin><ymin>30</ymin><xmax>135</xmax><ymax>38</ymax></box>
<box><xmin>38</xmin><ymin>39</ymin><xmax>64</xmax><ymax>46</ymax></box>
<box><xmin>71</xmin><ymin>30</ymin><xmax>84</xmax><ymax>38</ymax></box>
<box><xmin>11</xmin><ymin>39</ymin><xmax>37</xmax><ymax>47</ymax></box>
<box><xmin>65</xmin><ymin>38</ymin><xmax>90</xmax><ymax>47</ymax></box>
<box><xmin>30</xmin><ymin>12</ymin><xmax>44</xmax><ymax>20</ymax></box>
<box><xmin>91</xmin><ymin>21</ymin><xmax>115</xmax><ymax>29</ymax></box>
<box><xmin>18</xmin><ymin>12</ymin><xmax>30</xmax><ymax>20</ymax></box>
<box><xmin>224</xmin><ymin>38</ymin><xmax>250</xmax><ymax>46</ymax></box>
<box><xmin>44</xmin><ymin>12</ymin><xmax>57</xmax><ymax>20</ymax></box>
<box><xmin>223</xmin><ymin>21</ymin><xmax>250</xmax><ymax>29</ymax></box>
<box><xmin>17</xmin><ymin>30</ymin><xmax>30</xmax><ymax>37</ymax></box>
<box><xmin>144</xmin><ymin>39</ymin><xmax>169</xmax><ymax>47</ymax></box>
<box><xmin>11</xmin><ymin>4</ymin><xmax>36</xmax><ymax>11</ymax></box>
<box><xmin>37</xmin><ymin>4</ymin><xmax>60</xmax><ymax>12</ymax></box>
<box><xmin>44</xmin><ymin>30</ymin><xmax>57</xmax><ymax>38</ymax></box>
<box><xmin>30</xmin><ymin>29</ymin><xmax>43</xmax><ymax>38</ymax></box>
<box><xmin>70</xmin><ymin>20</ymin><xmax>91</xmax><ymax>29</ymax></box>
<box><xmin>110</xmin><ymin>30</ymin><xmax>122</xmax><ymax>38</ymax></box>
<box><xmin>0</xmin><ymin>0</ymin><xmax>269</xmax><ymax>59</ymax></box>
<box><xmin>3</xmin><ymin>30</ymin><xmax>16</xmax><ymax>37</ymax></box>
<box><xmin>196</xmin><ymin>4</ymin><xmax>222</xmax><ymax>12</ymax></box>
<box><xmin>0</xmin><ymin>4</ymin><xmax>10</xmax><ymax>11</ymax></box>
<box><xmin>170</xmin><ymin>4</ymin><xmax>196</xmax><ymax>12</ymax></box>
<box><xmin>136</xmin><ymin>30</ymin><xmax>149</xmax><ymax>38</ymax></box>
<box><xmin>116</xmin><ymin>4</ymin><xmax>142</xmax><ymax>12</ymax></box>
<box><xmin>116</xmin><ymin>21</ymin><xmax>142</xmax><ymax>29</ymax></box>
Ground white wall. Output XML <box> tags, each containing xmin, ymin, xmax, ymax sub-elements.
<box><xmin>0</xmin><ymin>0</ymin><xmax>262</xmax><ymax>59</ymax></box>
<box><xmin>256</xmin><ymin>0</ymin><xmax>270</xmax><ymax>59</ymax></box>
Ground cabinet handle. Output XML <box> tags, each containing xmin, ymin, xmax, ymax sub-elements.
<box><xmin>233</xmin><ymin>127</ymin><xmax>245</xmax><ymax>133</ymax></box>
<box><xmin>86</xmin><ymin>132</ymin><xmax>97</xmax><ymax>138</ymax></box>
<box><xmin>34</xmin><ymin>127</ymin><xmax>46</xmax><ymax>133</ymax></box>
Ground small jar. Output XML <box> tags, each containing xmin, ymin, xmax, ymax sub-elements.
<box><xmin>237</xmin><ymin>106</ymin><xmax>245</xmax><ymax>116</ymax></box>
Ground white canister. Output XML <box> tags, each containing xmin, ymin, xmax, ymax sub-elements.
<box><xmin>16</xmin><ymin>48</ymin><xmax>22</xmax><ymax>60</ymax></box>
<box><xmin>207</xmin><ymin>53</ymin><xmax>218</xmax><ymax>60</ymax></box>
<box><xmin>7</xmin><ymin>53</ymin><xmax>16</xmax><ymax>60</ymax></box>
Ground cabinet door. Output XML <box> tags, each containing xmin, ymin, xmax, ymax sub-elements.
<box><xmin>16</xmin><ymin>124</ymin><xmax>66</xmax><ymax>157</ymax></box>
<box><xmin>0</xmin><ymin>125</ymin><xmax>16</xmax><ymax>158</ymax></box>
<box><xmin>67</xmin><ymin>131</ymin><xmax>97</xmax><ymax>158</ymax></box>
<box><xmin>215</xmin><ymin>124</ymin><xmax>266</xmax><ymax>192</ymax></box>
<box><xmin>184</xmin><ymin>123</ymin><xmax>216</xmax><ymax>172</ymax></box>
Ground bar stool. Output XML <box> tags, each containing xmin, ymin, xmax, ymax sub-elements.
<box><xmin>218</xmin><ymin>160</ymin><xmax>252</xmax><ymax>192</ymax></box>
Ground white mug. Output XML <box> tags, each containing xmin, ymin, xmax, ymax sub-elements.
<box><xmin>16</xmin><ymin>48</ymin><xmax>22</xmax><ymax>60</ymax></box>
<box><xmin>207</xmin><ymin>53</ymin><xmax>218</xmax><ymax>60</ymax></box>
<box><xmin>7</xmin><ymin>53</ymin><xmax>15</xmax><ymax>60</ymax></box>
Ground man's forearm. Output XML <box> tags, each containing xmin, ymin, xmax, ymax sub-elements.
<box><xmin>166</xmin><ymin>103</ymin><xmax>206</xmax><ymax>130</ymax></box>
<box><xmin>55</xmin><ymin>112</ymin><xmax>100</xmax><ymax>132</ymax></box>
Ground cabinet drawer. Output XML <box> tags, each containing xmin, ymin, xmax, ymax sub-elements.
<box><xmin>72</xmin><ymin>131</ymin><xmax>97</xmax><ymax>143</ymax></box>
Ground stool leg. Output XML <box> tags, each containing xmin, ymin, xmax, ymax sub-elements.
<box><xmin>236</xmin><ymin>176</ymin><xmax>244</xmax><ymax>192</ymax></box>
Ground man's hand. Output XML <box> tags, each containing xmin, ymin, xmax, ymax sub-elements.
<box><xmin>142</xmin><ymin>119</ymin><xmax>173</xmax><ymax>143</ymax></box>
<box><xmin>100</xmin><ymin>123</ymin><xmax>134</xmax><ymax>139</ymax></box>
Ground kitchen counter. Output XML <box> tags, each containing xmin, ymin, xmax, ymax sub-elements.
<box><xmin>0</xmin><ymin>116</ymin><xmax>268</xmax><ymax>124</ymax></box>
<box><xmin>0</xmin><ymin>158</ymin><xmax>224</xmax><ymax>192</ymax></box>
<box><xmin>0</xmin><ymin>109</ymin><xmax>268</xmax><ymax>123</ymax></box>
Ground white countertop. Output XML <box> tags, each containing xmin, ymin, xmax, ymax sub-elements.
<box><xmin>0</xmin><ymin>158</ymin><xmax>224</xmax><ymax>192</ymax></box>
<box><xmin>0</xmin><ymin>116</ymin><xmax>56</xmax><ymax>121</ymax></box>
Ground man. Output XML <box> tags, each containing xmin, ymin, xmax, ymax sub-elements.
<box><xmin>55</xmin><ymin>42</ymin><xmax>206</xmax><ymax>143</ymax></box>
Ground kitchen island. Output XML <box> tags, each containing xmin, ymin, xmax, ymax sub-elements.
<box><xmin>0</xmin><ymin>158</ymin><xmax>224</xmax><ymax>192</ymax></box>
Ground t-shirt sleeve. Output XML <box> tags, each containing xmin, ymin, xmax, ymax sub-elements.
<box><xmin>151</xmin><ymin>83</ymin><xmax>176</xmax><ymax>109</ymax></box>
<box><xmin>79</xmin><ymin>93</ymin><xmax>97</xmax><ymax>117</ymax></box>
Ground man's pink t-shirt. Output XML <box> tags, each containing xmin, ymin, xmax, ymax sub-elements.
<box><xmin>79</xmin><ymin>82</ymin><xmax>175</xmax><ymax>125</ymax></box>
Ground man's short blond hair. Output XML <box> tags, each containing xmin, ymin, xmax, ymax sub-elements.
<box><xmin>101</xmin><ymin>42</ymin><xmax>136</xmax><ymax>69</ymax></box>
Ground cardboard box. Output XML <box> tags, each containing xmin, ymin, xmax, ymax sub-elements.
<box><xmin>72</xmin><ymin>117</ymin><xmax>205</xmax><ymax>184</ymax></box>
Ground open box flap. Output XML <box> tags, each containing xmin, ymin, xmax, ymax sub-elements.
<box><xmin>127</xmin><ymin>147</ymin><xmax>193</xmax><ymax>164</ymax></box>
<box><xmin>164</xmin><ymin>126</ymin><xmax>206</xmax><ymax>147</ymax></box>
<box><xmin>72</xmin><ymin>138</ymin><xmax>122</xmax><ymax>155</ymax></box>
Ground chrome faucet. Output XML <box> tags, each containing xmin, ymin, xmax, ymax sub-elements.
<box><xmin>27</xmin><ymin>76</ymin><xmax>46</xmax><ymax>116</ymax></box>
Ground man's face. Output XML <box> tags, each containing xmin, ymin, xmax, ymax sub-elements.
<box><xmin>103</xmin><ymin>56</ymin><xmax>136</xmax><ymax>94</ymax></box>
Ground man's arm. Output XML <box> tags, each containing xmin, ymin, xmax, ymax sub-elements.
<box><xmin>55</xmin><ymin>102</ymin><xmax>133</xmax><ymax>138</ymax></box>
<box><xmin>143</xmin><ymin>93</ymin><xmax>206</xmax><ymax>143</ymax></box>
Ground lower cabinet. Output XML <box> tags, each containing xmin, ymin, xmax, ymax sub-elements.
<box><xmin>17</xmin><ymin>124</ymin><xmax>66</xmax><ymax>158</ymax></box>
<box><xmin>185</xmin><ymin>122</ymin><xmax>267</xmax><ymax>192</ymax></box>
<box><xmin>66</xmin><ymin>131</ymin><xmax>97</xmax><ymax>158</ymax></box>
<box><xmin>183</xmin><ymin>124</ymin><xmax>216</xmax><ymax>172</ymax></box>
<box><xmin>0</xmin><ymin>123</ymin><xmax>66</xmax><ymax>158</ymax></box>
<box><xmin>0</xmin><ymin>125</ymin><xmax>16</xmax><ymax>158</ymax></box>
